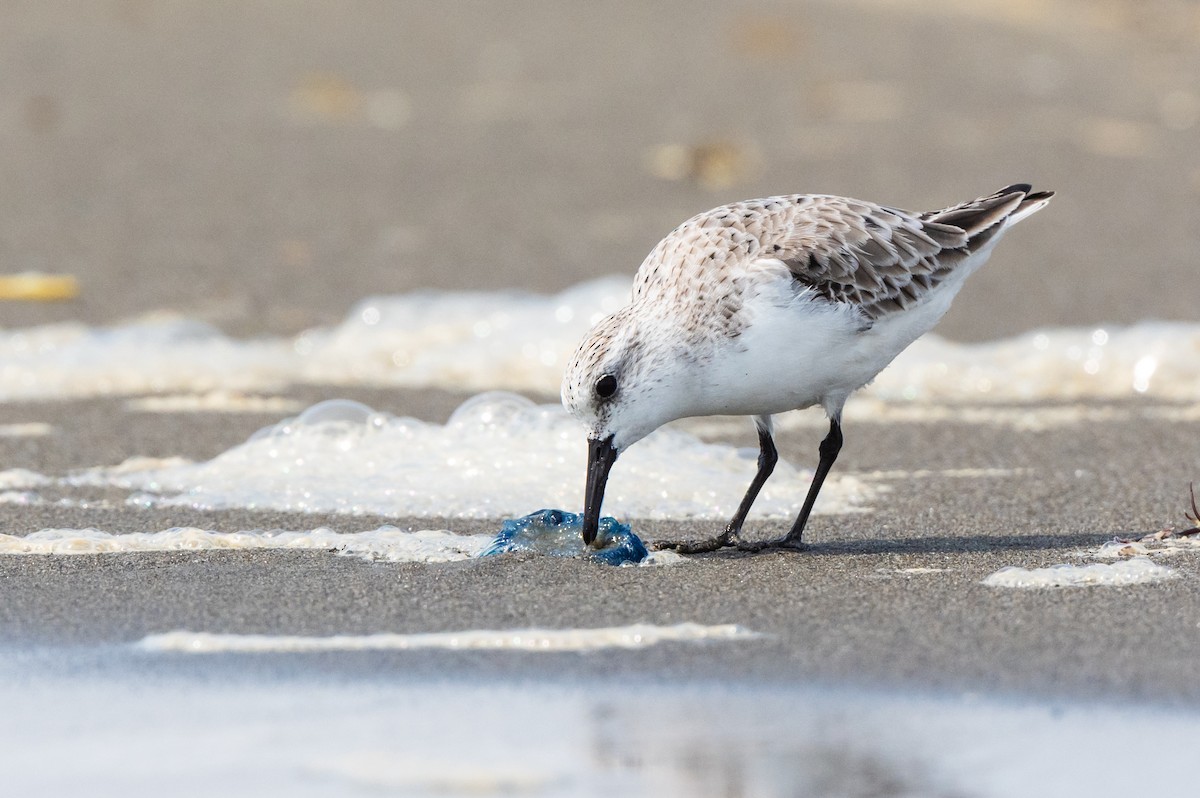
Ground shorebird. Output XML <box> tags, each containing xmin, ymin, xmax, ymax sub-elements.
<box><xmin>561</xmin><ymin>184</ymin><xmax>1053</xmax><ymax>552</ymax></box>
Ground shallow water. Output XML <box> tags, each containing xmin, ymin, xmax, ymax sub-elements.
<box><xmin>5</xmin><ymin>648</ymin><xmax>1199</xmax><ymax>798</ymax></box>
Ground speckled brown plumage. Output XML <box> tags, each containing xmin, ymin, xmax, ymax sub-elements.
<box><xmin>633</xmin><ymin>183</ymin><xmax>1052</xmax><ymax>326</ymax></box>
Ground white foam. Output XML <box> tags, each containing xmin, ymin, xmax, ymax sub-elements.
<box><xmin>684</xmin><ymin>401</ymin><xmax>1157</xmax><ymax>436</ymax></box>
<box><xmin>78</xmin><ymin>456</ymin><xmax>194</xmax><ymax>478</ymax></box>
<box><xmin>0</xmin><ymin>525</ymin><xmax>690</xmax><ymax>565</ymax></box>
<box><xmin>983</xmin><ymin>557</ymin><xmax>1178</xmax><ymax>588</ymax></box>
<box><xmin>0</xmin><ymin>277</ymin><xmax>629</xmax><ymax>402</ymax></box>
<box><xmin>876</xmin><ymin>323</ymin><xmax>1200</xmax><ymax>402</ymax></box>
<box><xmin>686</xmin><ymin>399</ymin><xmax>1200</xmax><ymax>435</ymax></box>
<box><xmin>104</xmin><ymin>393</ymin><xmax>874</xmax><ymax>520</ymax></box>
<box><xmin>4</xmin><ymin>278</ymin><xmax>1200</xmax><ymax>404</ymax></box>
<box><xmin>292</xmin><ymin>276</ymin><xmax>631</xmax><ymax>392</ymax></box>
<box><xmin>0</xmin><ymin>524</ymin><xmax>691</xmax><ymax>568</ymax></box>
<box><xmin>0</xmin><ymin>491</ymin><xmax>41</xmax><ymax>505</ymax></box>
<box><xmin>0</xmin><ymin>316</ymin><xmax>296</xmax><ymax>401</ymax></box>
<box><xmin>0</xmin><ymin>468</ymin><xmax>50</xmax><ymax>489</ymax></box>
<box><xmin>138</xmin><ymin>623</ymin><xmax>756</xmax><ymax>654</ymax></box>
<box><xmin>791</xmin><ymin>401</ymin><xmax>1148</xmax><ymax>432</ymax></box>
<box><xmin>0</xmin><ymin>526</ymin><xmax>490</xmax><ymax>563</ymax></box>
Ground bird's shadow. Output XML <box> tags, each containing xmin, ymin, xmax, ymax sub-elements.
<box><xmin>657</xmin><ymin>532</ymin><xmax>1124</xmax><ymax>558</ymax></box>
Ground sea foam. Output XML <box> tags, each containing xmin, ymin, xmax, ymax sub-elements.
<box><xmin>100</xmin><ymin>393</ymin><xmax>875</xmax><ymax>520</ymax></box>
<box><xmin>983</xmin><ymin>557</ymin><xmax>1178</xmax><ymax>588</ymax></box>
<box><xmin>137</xmin><ymin>623</ymin><xmax>756</xmax><ymax>654</ymax></box>
<box><xmin>0</xmin><ymin>526</ymin><xmax>490</xmax><ymax>563</ymax></box>
<box><xmin>3</xmin><ymin>278</ymin><xmax>1198</xmax><ymax>403</ymax></box>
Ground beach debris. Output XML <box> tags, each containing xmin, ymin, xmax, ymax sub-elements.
<box><xmin>481</xmin><ymin>508</ymin><xmax>648</xmax><ymax>566</ymax></box>
<box><xmin>0</xmin><ymin>272</ymin><xmax>79</xmax><ymax>301</ymax></box>
<box><xmin>1099</xmin><ymin>485</ymin><xmax>1200</xmax><ymax>558</ymax></box>
<box><xmin>1098</xmin><ymin>539</ymin><xmax>1151</xmax><ymax>558</ymax></box>
<box><xmin>1182</xmin><ymin>482</ymin><xmax>1200</xmax><ymax>536</ymax></box>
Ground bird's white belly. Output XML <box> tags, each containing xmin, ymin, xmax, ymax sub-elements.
<box><xmin>690</xmin><ymin>281</ymin><xmax>961</xmax><ymax>418</ymax></box>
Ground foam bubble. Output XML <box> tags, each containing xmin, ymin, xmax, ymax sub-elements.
<box><xmin>104</xmin><ymin>393</ymin><xmax>875</xmax><ymax>520</ymax></box>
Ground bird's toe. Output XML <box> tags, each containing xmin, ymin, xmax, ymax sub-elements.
<box><xmin>651</xmin><ymin>532</ymin><xmax>737</xmax><ymax>554</ymax></box>
<box><xmin>736</xmin><ymin>538</ymin><xmax>808</xmax><ymax>554</ymax></box>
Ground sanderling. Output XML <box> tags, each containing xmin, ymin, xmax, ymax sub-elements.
<box><xmin>562</xmin><ymin>184</ymin><xmax>1053</xmax><ymax>552</ymax></box>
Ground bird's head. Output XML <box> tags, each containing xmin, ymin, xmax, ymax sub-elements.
<box><xmin>561</xmin><ymin>307</ymin><xmax>692</xmax><ymax>546</ymax></box>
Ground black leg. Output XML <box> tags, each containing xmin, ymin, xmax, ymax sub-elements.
<box><xmin>783</xmin><ymin>419</ymin><xmax>842</xmax><ymax>547</ymax></box>
<box><xmin>724</xmin><ymin>419</ymin><xmax>778</xmax><ymax>541</ymax></box>
<box><xmin>740</xmin><ymin>418</ymin><xmax>842</xmax><ymax>552</ymax></box>
<box><xmin>653</xmin><ymin>416</ymin><xmax>776</xmax><ymax>553</ymax></box>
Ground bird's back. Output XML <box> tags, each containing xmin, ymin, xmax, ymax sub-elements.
<box><xmin>631</xmin><ymin>185</ymin><xmax>1053</xmax><ymax>328</ymax></box>
<box><xmin>620</xmin><ymin>185</ymin><xmax>1052</xmax><ymax>418</ymax></box>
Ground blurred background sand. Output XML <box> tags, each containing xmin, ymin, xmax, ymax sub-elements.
<box><xmin>3</xmin><ymin>0</ymin><xmax>1198</xmax><ymax>338</ymax></box>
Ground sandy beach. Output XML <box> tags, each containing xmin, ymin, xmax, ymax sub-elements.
<box><xmin>3</xmin><ymin>2</ymin><xmax>1200</xmax><ymax>795</ymax></box>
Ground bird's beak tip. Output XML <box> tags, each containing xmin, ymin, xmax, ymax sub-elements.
<box><xmin>583</xmin><ymin>434</ymin><xmax>618</xmax><ymax>548</ymax></box>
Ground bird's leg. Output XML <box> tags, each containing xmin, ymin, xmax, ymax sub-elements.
<box><xmin>653</xmin><ymin>416</ymin><xmax>776</xmax><ymax>553</ymax></box>
<box><xmin>740</xmin><ymin>419</ymin><xmax>842</xmax><ymax>552</ymax></box>
<box><xmin>723</xmin><ymin>418</ymin><xmax>778</xmax><ymax>544</ymax></box>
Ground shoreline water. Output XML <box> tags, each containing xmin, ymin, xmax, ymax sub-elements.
<box><xmin>7</xmin><ymin>651</ymin><xmax>1200</xmax><ymax>797</ymax></box>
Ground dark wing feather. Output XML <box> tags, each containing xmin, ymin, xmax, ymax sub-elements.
<box><xmin>765</xmin><ymin>185</ymin><xmax>1044</xmax><ymax>321</ymax></box>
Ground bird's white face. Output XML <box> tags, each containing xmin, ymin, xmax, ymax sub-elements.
<box><xmin>561</xmin><ymin>307</ymin><xmax>692</xmax><ymax>545</ymax></box>
<box><xmin>561</xmin><ymin>308</ymin><xmax>685</xmax><ymax>452</ymax></box>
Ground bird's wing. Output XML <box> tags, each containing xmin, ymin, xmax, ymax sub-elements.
<box><xmin>761</xmin><ymin>184</ymin><xmax>1051</xmax><ymax>320</ymax></box>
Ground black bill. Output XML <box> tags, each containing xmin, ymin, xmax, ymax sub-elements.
<box><xmin>583</xmin><ymin>434</ymin><xmax>618</xmax><ymax>547</ymax></box>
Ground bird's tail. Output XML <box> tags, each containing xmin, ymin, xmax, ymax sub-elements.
<box><xmin>1004</xmin><ymin>185</ymin><xmax>1055</xmax><ymax>226</ymax></box>
<box><xmin>923</xmin><ymin>184</ymin><xmax>1054</xmax><ymax>248</ymax></box>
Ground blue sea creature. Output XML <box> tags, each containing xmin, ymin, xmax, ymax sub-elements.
<box><xmin>481</xmin><ymin>509</ymin><xmax>648</xmax><ymax>566</ymax></box>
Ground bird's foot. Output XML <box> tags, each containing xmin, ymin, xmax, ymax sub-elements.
<box><xmin>735</xmin><ymin>536</ymin><xmax>807</xmax><ymax>554</ymax></box>
<box><xmin>652</xmin><ymin>528</ymin><xmax>740</xmax><ymax>554</ymax></box>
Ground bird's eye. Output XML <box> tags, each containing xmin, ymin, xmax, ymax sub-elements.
<box><xmin>594</xmin><ymin>374</ymin><xmax>618</xmax><ymax>399</ymax></box>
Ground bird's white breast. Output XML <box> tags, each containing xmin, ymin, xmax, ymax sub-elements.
<box><xmin>684</xmin><ymin>258</ymin><xmax>972</xmax><ymax>419</ymax></box>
